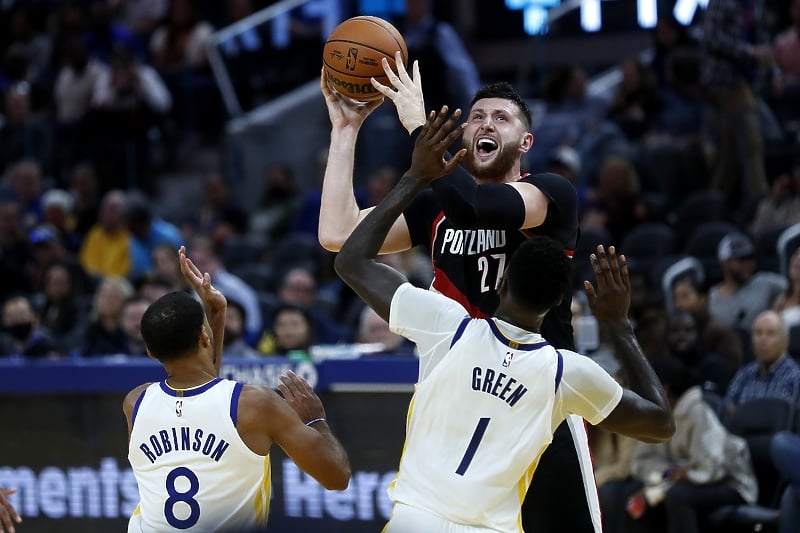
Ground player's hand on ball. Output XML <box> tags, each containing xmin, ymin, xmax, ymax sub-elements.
<box><xmin>372</xmin><ymin>52</ymin><xmax>426</xmax><ymax>133</ymax></box>
<box><xmin>320</xmin><ymin>68</ymin><xmax>383</xmax><ymax>130</ymax></box>
<box><xmin>278</xmin><ymin>371</ymin><xmax>326</xmax><ymax>425</ymax></box>
<box><xmin>584</xmin><ymin>245</ymin><xmax>631</xmax><ymax>326</ymax></box>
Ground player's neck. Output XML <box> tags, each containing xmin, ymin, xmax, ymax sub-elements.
<box><xmin>474</xmin><ymin>167</ymin><xmax>523</xmax><ymax>185</ymax></box>
<box><xmin>493</xmin><ymin>308</ymin><xmax>542</xmax><ymax>334</ymax></box>
<box><xmin>163</xmin><ymin>360</ymin><xmax>218</xmax><ymax>389</ymax></box>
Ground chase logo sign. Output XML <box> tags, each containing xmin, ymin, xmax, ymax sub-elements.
<box><xmin>505</xmin><ymin>0</ymin><xmax>708</xmax><ymax>34</ymax></box>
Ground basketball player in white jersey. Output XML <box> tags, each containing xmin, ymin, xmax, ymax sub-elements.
<box><xmin>334</xmin><ymin>109</ymin><xmax>675</xmax><ymax>532</ymax></box>
<box><xmin>124</xmin><ymin>247</ymin><xmax>350</xmax><ymax>532</ymax></box>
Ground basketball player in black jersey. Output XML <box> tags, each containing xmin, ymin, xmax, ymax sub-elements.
<box><xmin>319</xmin><ymin>59</ymin><xmax>597</xmax><ymax>532</ymax></box>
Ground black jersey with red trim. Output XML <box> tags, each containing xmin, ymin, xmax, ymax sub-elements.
<box><xmin>403</xmin><ymin>172</ymin><xmax>579</xmax><ymax>351</ymax></box>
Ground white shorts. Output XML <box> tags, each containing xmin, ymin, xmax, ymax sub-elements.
<box><xmin>383</xmin><ymin>503</ymin><xmax>509</xmax><ymax>533</ymax></box>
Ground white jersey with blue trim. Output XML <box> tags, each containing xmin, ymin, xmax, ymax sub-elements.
<box><xmin>127</xmin><ymin>378</ymin><xmax>270</xmax><ymax>533</ymax></box>
<box><xmin>388</xmin><ymin>283</ymin><xmax>622</xmax><ymax>532</ymax></box>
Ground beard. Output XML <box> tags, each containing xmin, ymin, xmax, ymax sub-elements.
<box><xmin>461</xmin><ymin>142</ymin><xmax>520</xmax><ymax>182</ymax></box>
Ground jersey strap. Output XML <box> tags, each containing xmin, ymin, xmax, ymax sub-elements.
<box><xmin>130</xmin><ymin>388</ymin><xmax>148</xmax><ymax>427</ymax></box>
<box><xmin>230</xmin><ymin>381</ymin><xmax>243</xmax><ymax>425</ymax></box>
<box><xmin>555</xmin><ymin>351</ymin><xmax>564</xmax><ymax>393</ymax></box>
<box><xmin>449</xmin><ymin>316</ymin><xmax>472</xmax><ymax>348</ymax></box>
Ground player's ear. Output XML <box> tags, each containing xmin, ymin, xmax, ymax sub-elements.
<box><xmin>519</xmin><ymin>132</ymin><xmax>533</xmax><ymax>153</ymax></box>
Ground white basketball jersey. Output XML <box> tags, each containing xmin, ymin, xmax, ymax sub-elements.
<box><xmin>128</xmin><ymin>378</ymin><xmax>270</xmax><ymax>533</ymax></box>
<box><xmin>388</xmin><ymin>317</ymin><xmax>563</xmax><ymax>532</ymax></box>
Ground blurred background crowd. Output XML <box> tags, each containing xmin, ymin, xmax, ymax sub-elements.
<box><xmin>0</xmin><ymin>0</ymin><xmax>800</xmax><ymax>531</ymax></box>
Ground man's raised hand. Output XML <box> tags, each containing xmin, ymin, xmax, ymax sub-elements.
<box><xmin>407</xmin><ymin>107</ymin><xmax>467</xmax><ymax>185</ymax></box>
<box><xmin>371</xmin><ymin>52</ymin><xmax>426</xmax><ymax>133</ymax></box>
<box><xmin>584</xmin><ymin>245</ymin><xmax>631</xmax><ymax>326</ymax></box>
<box><xmin>320</xmin><ymin>68</ymin><xmax>384</xmax><ymax>130</ymax></box>
<box><xmin>178</xmin><ymin>246</ymin><xmax>226</xmax><ymax>313</ymax></box>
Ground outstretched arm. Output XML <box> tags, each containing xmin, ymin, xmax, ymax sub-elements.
<box><xmin>179</xmin><ymin>246</ymin><xmax>226</xmax><ymax>375</ymax></box>
<box><xmin>318</xmin><ymin>70</ymin><xmax>413</xmax><ymax>253</ymax></box>
<box><xmin>586</xmin><ymin>245</ymin><xmax>675</xmax><ymax>443</ymax></box>
<box><xmin>334</xmin><ymin>109</ymin><xmax>466</xmax><ymax>321</ymax></box>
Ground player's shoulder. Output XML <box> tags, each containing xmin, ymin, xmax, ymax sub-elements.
<box><xmin>123</xmin><ymin>382</ymin><xmax>153</xmax><ymax>417</ymax></box>
<box><xmin>522</xmin><ymin>172</ymin><xmax>577</xmax><ymax>197</ymax></box>
<box><xmin>237</xmin><ymin>384</ymin><xmax>284</xmax><ymax>411</ymax></box>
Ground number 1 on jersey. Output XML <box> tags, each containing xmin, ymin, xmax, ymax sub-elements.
<box><xmin>456</xmin><ymin>417</ymin><xmax>491</xmax><ymax>475</ymax></box>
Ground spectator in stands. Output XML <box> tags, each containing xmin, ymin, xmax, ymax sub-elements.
<box><xmin>607</xmin><ymin>59</ymin><xmax>662</xmax><ymax>142</ymax></box>
<box><xmin>79</xmin><ymin>189</ymin><xmax>130</xmax><ymax>278</ymax></box>
<box><xmin>5</xmin><ymin>159</ymin><xmax>45</xmax><ymax>230</ymax></box>
<box><xmin>81</xmin><ymin>276</ymin><xmax>134</xmax><ymax>356</ymax></box>
<box><xmin>672</xmin><ymin>272</ymin><xmax>744</xmax><ymax>374</ymax></box>
<box><xmin>53</xmin><ymin>36</ymin><xmax>108</xmax><ymax>127</ymax></box>
<box><xmin>749</xmin><ymin>158</ymin><xmax>800</xmax><ymax>238</ymax></box>
<box><xmin>0</xmin><ymin>295</ymin><xmax>62</xmax><ymax>358</ymax></box>
<box><xmin>149</xmin><ymin>0</ymin><xmax>213</xmax><ymax>71</ymax></box>
<box><xmin>222</xmin><ymin>298</ymin><xmax>260</xmax><ymax>358</ymax></box>
<box><xmin>773</xmin><ymin>0</ymin><xmax>800</xmax><ymax>89</ymax></box>
<box><xmin>188</xmin><ymin>236</ymin><xmax>262</xmax><ymax>343</ymax></box>
<box><xmin>355</xmin><ymin>306</ymin><xmax>413</xmax><ymax>354</ymax></box>
<box><xmin>664</xmin><ymin>309</ymin><xmax>733</xmax><ymax>394</ymax></box>
<box><xmin>258</xmin><ymin>303</ymin><xmax>315</xmax><ymax>357</ymax></box>
<box><xmin>4</xmin><ymin>6</ymin><xmax>54</xmax><ymax>96</ymax></box>
<box><xmin>41</xmin><ymin>189</ymin><xmax>81</xmax><ymax>253</ymax></box>
<box><xmin>708</xmin><ymin>232</ymin><xmax>787</xmax><ymax>331</ymax></box>
<box><xmin>774</xmin><ymin>245</ymin><xmax>800</xmax><ymax>326</ymax></box>
<box><xmin>0</xmin><ymin>79</ymin><xmax>54</xmax><ymax>171</ymax></box>
<box><xmin>249</xmin><ymin>163</ymin><xmax>302</xmax><ymax>243</ymax></box>
<box><xmin>33</xmin><ymin>261</ymin><xmax>86</xmax><ymax>353</ymax></box>
<box><xmin>125</xmin><ymin>191</ymin><xmax>183</xmax><ymax>276</ymax></box>
<box><xmin>132</xmin><ymin>272</ymin><xmax>171</xmax><ymax>303</ymax></box>
<box><xmin>276</xmin><ymin>266</ymin><xmax>348</xmax><ymax>344</ymax></box>
<box><xmin>364</xmin><ymin>165</ymin><xmax>400</xmax><ymax>208</ymax></box>
<box><xmin>26</xmin><ymin>224</ymin><xmax>84</xmax><ymax>294</ymax></box>
<box><xmin>581</xmin><ymin>156</ymin><xmax>649</xmax><ymax>245</ymax></box>
<box><xmin>192</xmin><ymin>173</ymin><xmax>248</xmax><ymax>249</ymax></box>
<box><xmin>69</xmin><ymin>162</ymin><xmax>100</xmax><ymax>236</ymax></box>
<box><xmin>628</xmin><ymin>356</ymin><xmax>757</xmax><ymax>533</ymax></box>
<box><xmin>649</xmin><ymin>13</ymin><xmax>696</xmax><ymax>89</ymax></box>
<box><xmin>702</xmin><ymin>0</ymin><xmax>771</xmax><ymax>209</ymax></box>
<box><xmin>120</xmin><ymin>296</ymin><xmax>149</xmax><ymax>355</ymax></box>
<box><xmin>725</xmin><ymin>310</ymin><xmax>800</xmax><ymax>408</ymax></box>
<box><xmin>151</xmin><ymin>243</ymin><xmax>191</xmax><ymax>293</ymax></box>
<box><xmin>771</xmin><ymin>430</ymin><xmax>800</xmax><ymax>533</ymax></box>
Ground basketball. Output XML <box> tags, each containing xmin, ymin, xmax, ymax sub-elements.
<box><xmin>323</xmin><ymin>16</ymin><xmax>408</xmax><ymax>101</ymax></box>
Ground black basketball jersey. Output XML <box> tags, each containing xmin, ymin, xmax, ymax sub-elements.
<box><xmin>404</xmin><ymin>172</ymin><xmax>579</xmax><ymax>350</ymax></box>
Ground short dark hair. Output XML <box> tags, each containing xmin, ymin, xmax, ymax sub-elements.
<box><xmin>470</xmin><ymin>82</ymin><xmax>532</xmax><ymax>130</ymax></box>
<box><xmin>141</xmin><ymin>292</ymin><xmax>205</xmax><ymax>361</ymax></box>
<box><xmin>504</xmin><ymin>236</ymin><xmax>571</xmax><ymax>314</ymax></box>
<box><xmin>652</xmin><ymin>356</ymin><xmax>695</xmax><ymax>398</ymax></box>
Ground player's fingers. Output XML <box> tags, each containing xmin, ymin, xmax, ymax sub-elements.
<box><xmin>438</xmin><ymin>110</ymin><xmax>464</xmax><ymax>146</ymax></box>
<box><xmin>442</xmin><ymin>148</ymin><xmax>467</xmax><ymax>174</ymax></box>
<box><xmin>583</xmin><ymin>280</ymin><xmax>597</xmax><ymax>302</ymax></box>
<box><xmin>607</xmin><ymin>246</ymin><xmax>623</xmax><ymax>286</ymax></box>
<box><xmin>619</xmin><ymin>254</ymin><xmax>631</xmax><ymax>290</ymax></box>
<box><xmin>370</xmin><ymin>77</ymin><xmax>397</xmax><ymax>100</ymax></box>
<box><xmin>287</xmin><ymin>370</ymin><xmax>312</xmax><ymax>393</ymax></box>
<box><xmin>395</xmin><ymin>51</ymin><xmax>413</xmax><ymax>85</ymax></box>
<box><xmin>412</xmin><ymin>60</ymin><xmax>422</xmax><ymax>91</ymax></box>
<box><xmin>594</xmin><ymin>245</ymin><xmax>614</xmax><ymax>286</ymax></box>
<box><xmin>277</xmin><ymin>378</ymin><xmax>295</xmax><ymax>399</ymax></box>
<box><xmin>380</xmin><ymin>57</ymin><xmax>402</xmax><ymax>88</ymax></box>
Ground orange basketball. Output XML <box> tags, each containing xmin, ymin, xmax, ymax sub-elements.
<box><xmin>323</xmin><ymin>16</ymin><xmax>408</xmax><ymax>101</ymax></box>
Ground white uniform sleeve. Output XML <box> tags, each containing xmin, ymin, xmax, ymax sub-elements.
<box><xmin>553</xmin><ymin>350</ymin><xmax>623</xmax><ymax>426</ymax></box>
<box><xmin>389</xmin><ymin>282</ymin><xmax>469</xmax><ymax>374</ymax></box>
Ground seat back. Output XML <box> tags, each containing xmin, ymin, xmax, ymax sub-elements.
<box><xmin>726</xmin><ymin>397</ymin><xmax>795</xmax><ymax>507</ymax></box>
